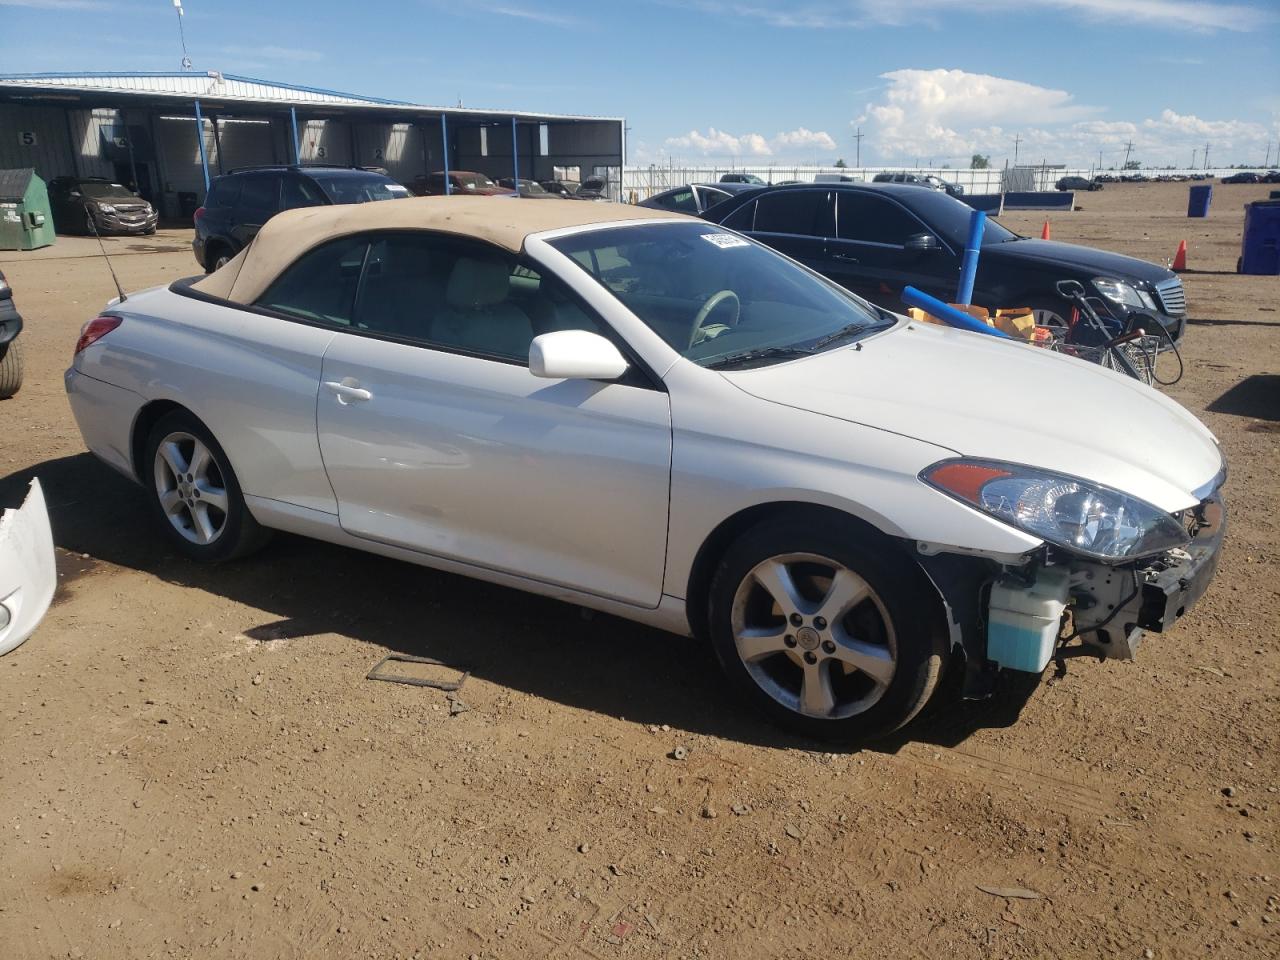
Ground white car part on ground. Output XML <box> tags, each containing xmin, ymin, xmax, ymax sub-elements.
<box><xmin>0</xmin><ymin>478</ymin><xmax>56</xmax><ymax>656</ymax></box>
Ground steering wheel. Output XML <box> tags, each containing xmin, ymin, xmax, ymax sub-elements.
<box><xmin>689</xmin><ymin>289</ymin><xmax>741</xmax><ymax>348</ymax></box>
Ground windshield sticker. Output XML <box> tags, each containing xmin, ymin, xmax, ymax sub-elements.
<box><xmin>701</xmin><ymin>233</ymin><xmax>749</xmax><ymax>249</ymax></box>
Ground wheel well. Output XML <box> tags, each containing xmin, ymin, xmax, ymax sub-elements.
<box><xmin>684</xmin><ymin>502</ymin><xmax>908</xmax><ymax>641</ymax></box>
<box><xmin>203</xmin><ymin>238</ymin><xmax>230</xmax><ymax>271</ymax></box>
<box><xmin>130</xmin><ymin>399</ymin><xmax>185</xmax><ymax>482</ymax></box>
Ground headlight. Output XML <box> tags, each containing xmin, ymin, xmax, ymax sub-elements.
<box><xmin>1092</xmin><ymin>277</ymin><xmax>1143</xmax><ymax>308</ymax></box>
<box><xmin>97</xmin><ymin>204</ymin><xmax>116</xmax><ymax>214</ymax></box>
<box><xmin>922</xmin><ymin>459</ymin><xmax>1189</xmax><ymax>561</ymax></box>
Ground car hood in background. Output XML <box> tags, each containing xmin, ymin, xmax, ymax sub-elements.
<box><xmin>986</xmin><ymin>238</ymin><xmax>1173</xmax><ymax>284</ymax></box>
<box><xmin>723</xmin><ymin>322</ymin><xmax>1221</xmax><ymax>513</ymax></box>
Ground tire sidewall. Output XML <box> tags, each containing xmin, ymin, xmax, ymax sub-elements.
<box><xmin>707</xmin><ymin>517</ymin><xmax>947</xmax><ymax>742</ymax></box>
<box><xmin>143</xmin><ymin>410</ymin><xmax>254</xmax><ymax>562</ymax></box>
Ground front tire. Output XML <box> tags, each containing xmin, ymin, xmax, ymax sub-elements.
<box><xmin>0</xmin><ymin>339</ymin><xmax>23</xmax><ymax>399</ymax></box>
<box><xmin>143</xmin><ymin>410</ymin><xmax>270</xmax><ymax>562</ymax></box>
<box><xmin>707</xmin><ymin>514</ymin><xmax>948</xmax><ymax>741</ymax></box>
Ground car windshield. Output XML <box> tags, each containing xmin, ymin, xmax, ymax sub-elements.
<box><xmin>309</xmin><ymin>174</ymin><xmax>408</xmax><ymax>203</ymax></box>
<box><xmin>548</xmin><ymin>222</ymin><xmax>890</xmax><ymax>369</ymax></box>
<box><xmin>79</xmin><ymin>181</ymin><xmax>135</xmax><ymax>199</ymax></box>
<box><xmin>457</xmin><ymin>173</ymin><xmax>496</xmax><ymax>190</ymax></box>
<box><xmin>892</xmin><ymin>188</ymin><xmax>1020</xmax><ymax>247</ymax></box>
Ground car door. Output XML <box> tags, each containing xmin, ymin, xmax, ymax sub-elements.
<box><xmin>314</xmin><ymin>231</ymin><xmax>673</xmax><ymax>608</ymax></box>
<box><xmin>731</xmin><ymin>189</ymin><xmax>831</xmax><ymax>270</ymax></box>
<box><xmin>230</xmin><ymin>173</ymin><xmax>278</xmax><ymax>249</ymax></box>
<box><xmin>823</xmin><ymin>191</ymin><xmax>956</xmax><ymax>308</ymax></box>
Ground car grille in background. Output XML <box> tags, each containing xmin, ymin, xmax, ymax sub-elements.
<box><xmin>1153</xmin><ymin>277</ymin><xmax>1187</xmax><ymax>317</ymax></box>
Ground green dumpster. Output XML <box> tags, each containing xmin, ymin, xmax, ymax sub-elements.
<box><xmin>0</xmin><ymin>168</ymin><xmax>56</xmax><ymax>251</ymax></box>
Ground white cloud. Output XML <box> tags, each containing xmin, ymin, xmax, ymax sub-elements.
<box><xmin>857</xmin><ymin>68</ymin><xmax>1276</xmax><ymax>165</ymax></box>
<box><xmin>663</xmin><ymin>126</ymin><xmax>837</xmax><ymax>158</ymax></box>
<box><xmin>679</xmin><ymin>0</ymin><xmax>1271</xmax><ymax>33</ymax></box>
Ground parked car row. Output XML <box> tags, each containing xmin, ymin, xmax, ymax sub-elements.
<box><xmin>1220</xmin><ymin>170</ymin><xmax>1280</xmax><ymax>184</ymax></box>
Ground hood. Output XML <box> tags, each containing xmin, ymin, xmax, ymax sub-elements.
<box><xmin>724</xmin><ymin>321</ymin><xmax>1221</xmax><ymax>513</ymax></box>
<box><xmin>986</xmin><ymin>238</ymin><xmax>1173</xmax><ymax>284</ymax></box>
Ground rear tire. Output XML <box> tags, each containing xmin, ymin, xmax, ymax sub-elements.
<box><xmin>0</xmin><ymin>339</ymin><xmax>23</xmax><ymax>399</ymax></box>
<box><xmin>205</xmin><ymin>244</ymin><xmax>231</xmax><ymax>273</ymax></box>
<box><xmin>1026</xmin><ymin>295</ymin><xmax>1072</xmax><ymax>331</ymax></box>
<box><xmin>707</xmin><ymin>513</ymin><xmax>948</xmax><ymax>742</ymax></box>
<box><xmin>142</xmin><ymin>409</ymin><xmax>271</xmax><ymax>562</ymax></box>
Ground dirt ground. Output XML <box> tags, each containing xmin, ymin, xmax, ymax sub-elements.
<box><xmin>1</xmin><ymin>182</ymin><xmax>1277</xmax><ymax>959</ymax></box>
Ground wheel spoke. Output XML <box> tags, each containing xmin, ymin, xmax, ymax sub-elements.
<box><xmin>753</xmin><ymin>560</ymin><xmax>805</xmax><ymax>618</ymax></box>
<box><xmin>735</xmin><ymin>625</ymin><xmax>790</xmax><ymax>663</ymax></box>
<box><xmin>191</xmin><ymin>502</ymin><xmax>217</xmax><ymax>544</ymax></box>
<box><xmin>159</xmin><ymin>440</ymin><xmax>189</xmax><ymax>480</ymax></box>
<box><xmin>159</xmin><ymin>489</ymin><xmax>185</xmax><ymax>517</ymax></box>
<box><xmin>799</xmin><ymin>660</ymin><xmax>836</xmax><ymax>717</ymax></box>
<box><xmin>188</xmin><ymin>440</ymin><xmax>212</xmax><ymax>482</ymax></box>
<box><xmin>829</xmin><ymin>628</ymin><xmax>896</xmax><ymax>686</ymax></box>
<box><xmin>816</xmin><ymin>568</ymin><xmax>871</xmax><ymax>625</ymax></box>
<box><xmin>195</xmin><ymin>481</ymin><xmax>229</xmax><ymax>513</ymax></box>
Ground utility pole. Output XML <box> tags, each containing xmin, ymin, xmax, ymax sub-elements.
<box><xmin>1203</xmin><ymin>142</ymin><xmax>1210</xmax><ymax>170</ymax></box>
<box><xmin>853</xmin><ymin>126</ymin><xmax>864</xmax><ymax>168</ymax></box>
<box><xmin>1013</xmin><ymin>133</ymin><xmax>1023</xmax><ymax>165</ymax></box>
<box><xmin>1097</xmin><ymin>149</ymin><xmax>1103</xmax><ymax>170</ymax></box>
<box><xmin>1122</xmin><ymin>139</ymin><xmax>1134</xmax><ymax>169</ymax></box>
<box><xmin>1192</xmin><ymin>148</ymin><xmax>1198</xmax><ymax>168</ymax></box>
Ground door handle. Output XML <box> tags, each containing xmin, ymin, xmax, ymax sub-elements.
<box><xmin>324</xmin><ymin>380</ymin><xmax>373</xmax><ymax>404</ymax></box>
<box><xmin>831</xmin><ymin>252</ymin><xmax>859</xmax><ymax>263</ymax></box>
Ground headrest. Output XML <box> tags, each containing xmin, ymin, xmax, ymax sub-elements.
<box><xmin>446</xmin><ymin>256</ymin><xmax>510</xmax><ymax>309</ymax></box>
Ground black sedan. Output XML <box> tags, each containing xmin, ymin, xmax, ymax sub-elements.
<box><xmin>1056</xmin><ymin>175</ymin><xmax>1102</xmax><ymax>191</ymax></box>
<box><xmin>1221</xmin><ymin>171</ymin><xmax>1262</xmax><ymax>184</ymax></box>
<box><xmin>640</xmin><ymin>181</ymin><xmax>761</xmax><ymax>215</ymax></box>
<box><xmin>703</xmin><ymin>183</ymin><xmax>1187</xmax><ymax>342</ymax></box>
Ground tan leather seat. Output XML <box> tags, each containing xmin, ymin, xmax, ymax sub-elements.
<box><xmin>432</xmin><ymin>256</ymin><xmax>533</xmax><ymax>359</ymax></box>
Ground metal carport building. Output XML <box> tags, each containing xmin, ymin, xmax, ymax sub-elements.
<box><xmin>0</xmin><ymin>72</ymin><xmax>625</xmax><ymax>218</ymax></box>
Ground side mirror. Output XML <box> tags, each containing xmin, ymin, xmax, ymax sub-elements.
<box><xmin>904</xmin><ymin>232</ymin><xmax>941</xmax><ymax>252</ymax></box>
<box><xmin>529</xmin><ymin>330</ymin><xmax>629</xmax><ymax>381</ymax></box>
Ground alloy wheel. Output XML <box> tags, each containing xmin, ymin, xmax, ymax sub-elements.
<box><xmin>729</xmin><ymin>552</ymin><xmax>897</xmax><ymax>720</ymax></box>
<box><xmin>153</xmin><ymin>431</ymin><xmax>230</xmax><ymax>545</ymax></box>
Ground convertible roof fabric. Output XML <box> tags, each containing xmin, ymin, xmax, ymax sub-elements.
<box><xmin>191</xmin><ymin>196</ymin><xmax>685</xmax><ymax>305</ymax></box>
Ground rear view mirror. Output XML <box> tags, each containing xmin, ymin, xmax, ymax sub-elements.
<box><xmin>529</xmin><ymin>330</ymin><xmax>629</xmax><ymax>381</ymax></box>
<box><xmin>904</xmin><ymin>232</ymin><xmax>941</xmax><ymax>252</ymax></box>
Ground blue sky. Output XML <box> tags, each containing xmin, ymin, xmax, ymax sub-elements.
<box><xmin>1</xmin><ymin>0</ymin><xmax>1277</xmax><ymax>167</ymax></box>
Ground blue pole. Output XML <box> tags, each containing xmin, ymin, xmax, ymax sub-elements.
<box><xmin>441</xmin><ymin>114</ymin><xmax>450</xmax><ymax>195</ymax></box>
<box><xmin>289</xmin><ymin>106</ymin><xmax>300</xmax><ymax>165</ymax></box>
<box><xmin>511</xmin><ymin>116</ymin><xmax>519</xmax><ymax>194</ymax></box>
<box><xmin>901</xmin><ymin>286</ymin><xmax>1010</xmax><ymax>338</ymax></box>
<box><xmin>955</xmin><ymin>208</ymin><xmax>986</xmax><ymax>305</ymax></box>
<box><xmin>193</xmin><ymin>98</ymin><xmax>211</xmax><ymax>192</ymax></box>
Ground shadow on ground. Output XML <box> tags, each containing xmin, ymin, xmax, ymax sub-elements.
<box><xmin>1207</xmin><ymin>374</ymin><xmax>1280</xmax><ymax>421</ymax></box>
<box><xmin>1</xmin><ymin>453</ymin><xmax>1038</xmax><ymax>751</ymax></box>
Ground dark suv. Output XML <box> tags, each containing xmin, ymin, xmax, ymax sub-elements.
<box><xmin>193</xmin><ymin>166</ymin><xmax>409</xmax><ymax>271</ymax></box>
<box><xmin>704</xmin><ymin>183</ymin><xmax>1187</xmax><ymax>342</ymax></box>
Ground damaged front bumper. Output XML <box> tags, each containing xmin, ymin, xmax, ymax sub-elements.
<box><xmin>1069</xmin><ymin>489</ymin><xmax>1226</xmax><ymax>660</ymax></box>
<box><xmin>0</xmin><ymin>479</ymin><xmax>56</xmax><ymax>656</ymax></box>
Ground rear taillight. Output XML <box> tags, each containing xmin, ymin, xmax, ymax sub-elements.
<box><xmin>193</xmin><ymin>206</ymin><xmax>205</xmax><ymax>225</ymax></box>
<box><xmin>75</xmin><ymin>315</ymin><xmax>123</xmax><ymax>356</ymax></box>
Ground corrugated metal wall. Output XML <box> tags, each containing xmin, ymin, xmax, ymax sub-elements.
<box><xmin>0</xmin><ymin>104</ymin><xmax>77</xmax><ymax>179</ymax></box>
<box><xmin>297</xmin><ymin>119</ymin><xmax>352</xmax><ymax>166</ymax></box>
<box><xmin>214</xmin><ymin>118</ymin><xmax>277</xmax><ymax>173</ymax></box>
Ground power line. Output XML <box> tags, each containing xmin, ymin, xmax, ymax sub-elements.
<box><xmin>173</xmin><ymin>0</ymin><xmax>192</xmax><ymax>70</ymax></box>
<box><xmin>1122</xmin><ymin>139</ymin><xmax>1134</xmax><ymax>169</ymax></box>
<box><xmin>853</xmin><ymin>126</ymin><xmax>864</xmax><ymax>168</ymax></box>
<box><xmin>1013</xmin><ymin>132</ymin><xmax>1023</xmax><ymax>164</ymax></box>
<box><xmin>1203</xmin><ymin>141</ymin><xmax>1210</xmax><ymax>169</ymax></box>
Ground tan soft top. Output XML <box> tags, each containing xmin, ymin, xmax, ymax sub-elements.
<box><xmin>191</xmin><ymin>195</ymin><xmax>686</xmax><ymax>305</ymax></box>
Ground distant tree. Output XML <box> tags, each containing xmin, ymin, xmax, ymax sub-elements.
<box><xmin>1123</xmin><ymin>159</ymin><xmax>1141</xmax><ymax>169</ymax></box>
<box><xmin>970</xmin><ymin>154</ymin><xmax>990</xmax><ymax>169</ymax></box>
<box><xmin>834</xmin><ymin>158</ymin><xmax>848</xmax><ymax>168</ymax></box>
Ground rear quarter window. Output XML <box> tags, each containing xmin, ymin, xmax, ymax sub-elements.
<box><xmin>205</xmin><ymin>178</ymin><xmax>241</xmax><ymax>209</ymax></box>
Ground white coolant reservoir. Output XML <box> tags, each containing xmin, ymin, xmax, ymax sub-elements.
<box><xmin>987</xmin><ymin>568</ymin><xmax>1071</xmax><ymax>673</ymax></box>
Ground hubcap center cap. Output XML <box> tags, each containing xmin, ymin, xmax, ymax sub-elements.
<box><xmin>795</xmin><ymin>626</ymin><xmax>821</xmax><ymax>651</ymax></box>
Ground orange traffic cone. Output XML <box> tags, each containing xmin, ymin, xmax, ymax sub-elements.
<box><xmin>1172</xmin><ymin>239</ymin><xmax>1187</xmax><ymax>272</ymax></box>
<box><xmin>1041</xmin><ymin>220</ymin><xmax>1051</xmax><ymax>240</ymax></box>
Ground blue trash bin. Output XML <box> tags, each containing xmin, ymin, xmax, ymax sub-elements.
<box><xmin>1240</xmin><ymin>200</ymin><xmax>1280</xmax><ymax>275</ymax></box>
<box><xmin>1187</xmin><ymin>184</ymin><xmax>1213</xmax><ymax>217</ymax></box>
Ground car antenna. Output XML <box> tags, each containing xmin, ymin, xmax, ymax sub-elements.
<box><xmin>86</xmin><ymin>218</ymin><xmax>128</xmax><ymax>303</ymax></box>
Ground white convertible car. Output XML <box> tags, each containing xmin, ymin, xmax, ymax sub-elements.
<box><xmin>65</xmin><ymin>197</ymin><xmax>1225</xmax><ymax>739</ymax></box>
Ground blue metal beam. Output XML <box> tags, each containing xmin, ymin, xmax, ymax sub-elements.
<box><xmin>193</xmin><ymin>98</ymin><xmax>211</xmax><ymax>191</ymax></box>
<box><xmin>512</xmin><ymin>116</ymin><xmax>519</xmax><ymax>193</ymax></box>
<box><xmin>441</xmin><ymin>114</ymin><xmax>451</xmax><ymax>195</ymax></box>
<box><xmin>289</xmin><ymin>106</ymin><xmax>300</xmax><ymax>164</ymax></box>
